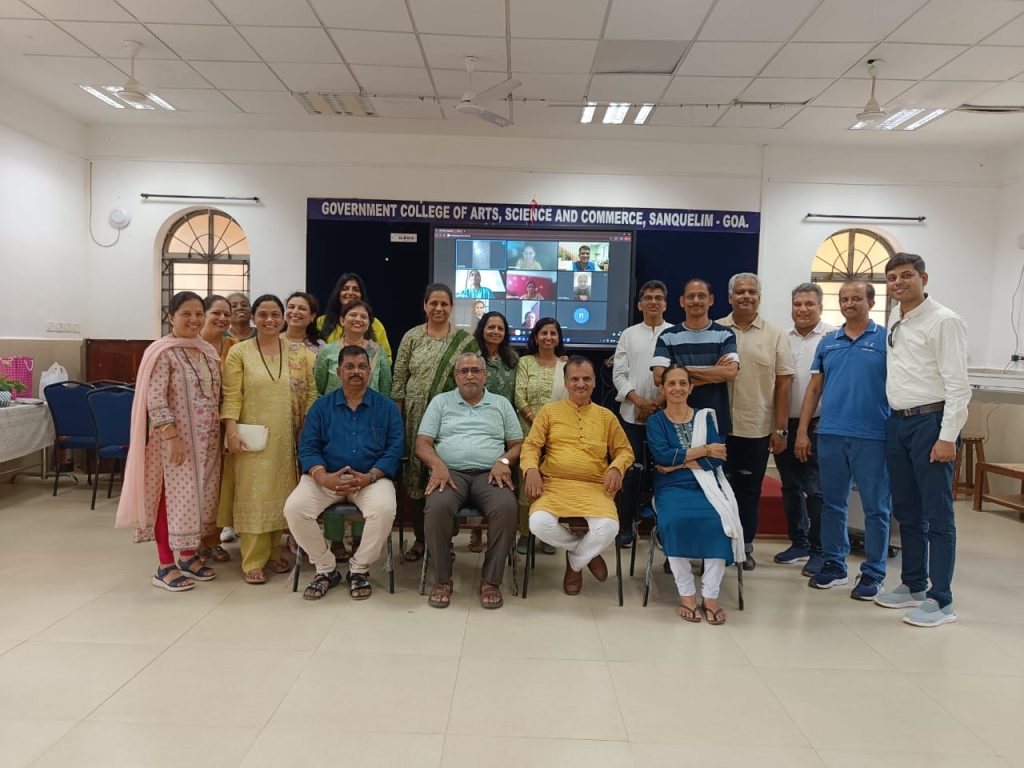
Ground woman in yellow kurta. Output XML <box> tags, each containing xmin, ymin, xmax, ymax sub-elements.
<box><xmin>520</xmin><ymin>356</ymin><xmax>634</xmax><ymax>594</ymax></box>
<box><xmin>221</xmin><ymin>294</ymin><xmax>317</xmax><ymax>583</ymax></box>
<box><xmin>316</xmin><ymin>272</ymin><xmax>392</xmax><ymax>362</ymax></box>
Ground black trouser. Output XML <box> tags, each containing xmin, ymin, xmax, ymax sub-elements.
<box><xmin>424</xmin><ymin>469</ymin><xmax>517</xmax><ymax>585</ymax></box>
<box><xmin>726</xmin><ymin>434</ymin><xmax>771</xmax><ymax>549</ymax></box>
<box><xmin>772</xmin><ymin>417</ymin><xmax>823</xmax><ymax>553</ymax></box>
<box><xmin>616</xmin><ymin>419</ymin><xmax>648</xmax><ymax>537</ymax></box>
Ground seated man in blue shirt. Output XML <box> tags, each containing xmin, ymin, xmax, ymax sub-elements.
<box><xmin>416</xmin><ymin>352</ymin><xmax>524</xmax><ymax>610</ymax></box>
<box><xmin>284</xmin><ymin>345</ymin><xmax>403</xmax><ymax>601</ymax></box>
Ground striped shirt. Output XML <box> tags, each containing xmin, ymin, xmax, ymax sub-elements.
<box><xmin>652</xmin><ymin>320</ymin><xmax>738</xmax><ymax>436</ymax></box>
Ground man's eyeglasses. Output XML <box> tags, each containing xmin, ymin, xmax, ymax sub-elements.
<box><xmin>641</xmin><ymin>295</ymin><xmax>666</xmax><ymax>303</ymax></box>
<box><xmin>887</xmin><ymin>319</ymin><xmax>902</xmax><ymax>348</ymax></box>
<box><xmin>456</xmin><ymin>367</ymin><xmax>485</xmax><ymax>376</ymax></box>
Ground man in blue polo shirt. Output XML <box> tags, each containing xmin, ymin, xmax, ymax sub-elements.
<box><xmin>651</xmin><ymin>277</ymin><xmax>738</xmax><ymax>434</ymax></box>
<box><xmin>795</xmin><ymin>281</ymin><xmax>891</xmax><ymax>599</ymax></box>
<box><xmin>285</xmin><ymin>345</ymin><xmax>404</xmax><ymax>601</ymax></box>
<box><xmin>416</xmin><ymin>352</ymin><xmax>524</xmax><ymax>609</ymax></box>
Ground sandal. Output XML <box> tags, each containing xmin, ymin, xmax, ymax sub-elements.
<box><xmin>469</xmin><ymin>527</ymin><xmax>484</xmax><ymax>553</ymax></box>
<box><xmin>152</xmin><ymin>564</ymin><xmax>195</xmax><ymax>592</ymax></box>
<box><xmin>330</xmin><ymin>542</ymin><xmax>351</xmax><ymax>562</ymax></box>
<box><xmin>703</xmin><ymin>603</ymin><xmax>727</xmax><ymax>625</ymax></box>
<box><xmin>303</xmin><ymin>570</ymin><xmax>342</xmax><ymax>600</ymax></box>
<box><xmin>266</xmin><ymin>558</ymin><xmax>292</xmax><ymax>574</ymax></box>
<box><xmin>177</xmin><ymin>554</ymin><xmax>216</xmax><ymax>581</ymax></box>
<box><xmin>678</xmin><ymin>600</ymin><xmax>702</xmax><ymax>623</ymax></box>
<box><xmin>428</xmin><ymin>580</ymin><xmax>453</xmax><ymax>608</ymax></box>
<box><xmin>244</xmin><ymin>569</ymin><xmax>267</xmax><ymax>585</ymax></box>
<box><xmin>404</xmin><ymin>540</ymin><xmax>425</xmax><ymax>562</ymax></box>
<box><xmin>198</xmin><ymin>546</ymin><xmax>231</xmax><ymax>563</ymax></box>
<box><xmin>480</xmin><ymin>581</ymin><xmax>503</xmax><ymax>609</ymax></box>
<box><xmin>346</xmin><ymin>570</ymin><xmax>372</xmax><ymax>600</ymax></box>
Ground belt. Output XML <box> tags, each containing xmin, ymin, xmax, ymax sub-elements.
<box><xmin>893</xmin><ymin>401</ymin><xmax>944</xmax><ymax>418</ymax></box>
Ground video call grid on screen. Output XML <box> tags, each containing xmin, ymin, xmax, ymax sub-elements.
<box><xmin>434</xmin><ymin>227</ymin><xmax>634</xmax><ymax>347</ymax></box>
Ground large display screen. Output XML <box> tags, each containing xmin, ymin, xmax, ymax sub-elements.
<box><xmin>433</xmin><ymin>227</ymin><xmax>634</xmax><ymax>347</ymax></box>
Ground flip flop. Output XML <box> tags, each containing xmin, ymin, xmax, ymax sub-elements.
<box><xmin>678</xmin><ymin>601</ymin><xmax>702</xmax><ymax>623</ymax></box>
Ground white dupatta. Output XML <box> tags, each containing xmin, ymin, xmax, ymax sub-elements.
<box><xmin>689</xmin><ymin>408</ymin><xmax>746</xmax><ymax>564</ymax></box>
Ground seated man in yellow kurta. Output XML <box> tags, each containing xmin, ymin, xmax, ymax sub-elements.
<box><xmin>521</xmin><ymin>356</ymin><xmax>635</xmax><ymax>595</ymax></box>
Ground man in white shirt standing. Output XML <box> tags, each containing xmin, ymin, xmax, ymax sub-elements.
<box><xmin>773</xmin><ymin>283</ymin><xmax>834</xmax><ymax>575</ymax></box>
<box><xmin>612</xmin><ymin>280</ymin><xmax>671</xmax><ymax>545</ymax></box>
<box><xmin>875</xmin><ymin>253</ymin><xmax>970</xmax><ymax>627</ymax></box>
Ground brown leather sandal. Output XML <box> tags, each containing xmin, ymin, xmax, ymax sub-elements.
<box><xmin>428</xmin><ymin>580</ymin><xmax>453</xmax><ymax>608</ymax></box>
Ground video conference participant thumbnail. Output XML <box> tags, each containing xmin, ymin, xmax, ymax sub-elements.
<box><xmin>557</xmin><ymin>272</ymin><xmax>608</xmax><ymax>302</ymax></box>
<box><xmin>507</xmin><ymin>300</ymin><xmax>556</xmax><ymax>333</ymax></box>
<box><xmin>557</xmin><ymin>301</ymin><xmax>607</xmax><ymax>332</ymax></box>
<box><xmin>455</xmin><ymin>240</ymin><xmax>507</xmax><ymax>270</ymax></box>
<box><xmin>454</xmin><ymin>298</ymin><xmax>505</xmax><ymax>329</ymax></box>
<box><xmin>557</xmin><ymin>242</ymin><xmax>608</xmax><ymax>272</ymax></box>
<box><xmin>456</xmin><ymin>269</ymin><xmax>506</xmax><ymax>299</ymax></box>
<box><xmin>506</xmin><ymin>271</ymin><xmax>556</xmax><ymax>300</ymax></box>
<box><xmin>508</xmin><ymin>240</ymin><xmax>557</xmax><ymax>271</ymax></box>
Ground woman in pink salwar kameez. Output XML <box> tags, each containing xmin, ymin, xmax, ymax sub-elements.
<box><xmin>116</xmin><ymin>291</ymin><xmax>224</xmax><ymax>591</ymax></box>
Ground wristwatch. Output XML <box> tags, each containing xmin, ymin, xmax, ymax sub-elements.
<box><xmin>498</xmin><ymin>457</ymin><xmax>510</xmax><ymax>466</ymax></box>
<box><xmin>775</xmin><ymin>428</ymin><xmax>789</xmax><ymax>438</ymax></box>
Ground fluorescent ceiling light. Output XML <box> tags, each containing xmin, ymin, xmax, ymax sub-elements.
<box><xmin>79</xmin><ymin>85</ymin><xmax>125</xmax><ymax>109</ymax></box>
<box><xmin>579</xmin><ymin>101</ymin><xmax>597</xmax><ymax>124</ymax></box>
<box><xmin>902</xmin><ymin>108</ymin><xmax>946</xmax><ymax>130</ymax></box>
<box><xmin>633</xmin><ymin>103</ymin><xmax>654</xmax><ymax>125</ymax></box>
<box><xmin>603</xmin><ymin>102</ymin><xmax>629</xmax><ymax>124</ymax></box>
<box><xmin>146</xmin><ymin>93</ymin><xmax>176</xmax><ymax>111</ymax></box>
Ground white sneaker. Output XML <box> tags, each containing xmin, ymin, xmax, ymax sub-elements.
<box><xmin>903</xmin><ymin>599</ymin><xmax>957</xmax><ymax>627</ymax></box>
<box><xmin>220</xmin><ymin>526</ymin><xmax>238</xmax><ymax>543</ymax></box>
<box><xmin>874</xmin><ymin>583</ymin><xmax>926</xmax><ymax>609</ymax></box>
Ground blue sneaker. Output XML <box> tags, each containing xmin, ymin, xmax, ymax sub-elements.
<box><xmin>850</xmin><ymin>574</ymin><xmax>882</xmax><ymax>601</ymax></box>
<box><xmin>903</xmin><ymin>598</ymin><xmax>957</xmax><ymax>627</ymax></box>
<box><xmin>808</xmin><ymin>560</ymin><xmax>848</xmax><ymax>589</ymax></box>
<box><xmin>773</xmin><ymin>545</ymin><xmax>810</xmax><ymax>564</ymax></box>
<box><xmin>801</xmin><ymin>554</ymin><xmax>825</xmax><ymax>576</ymax></box>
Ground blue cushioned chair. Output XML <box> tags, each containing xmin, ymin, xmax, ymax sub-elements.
<box><xmin>44</xmin><ymin>381</ymin><xmax>96</xmax><ymax>496</ymax></box>
<box><xmin>85</xmin><ymin>385</ymin><xmax>134</xmax><ymax>510</ymax></box>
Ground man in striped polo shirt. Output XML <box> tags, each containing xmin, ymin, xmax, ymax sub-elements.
<box><xmin>651</xmin><ymin>277</ymin><xmax>739</xmax><ymax>436</ymax></box>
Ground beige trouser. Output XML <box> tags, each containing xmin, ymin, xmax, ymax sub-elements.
<box><xmin>283</xmin><ymin>475</ymin><xmax>397</xmax><ymax>575</ymax></box>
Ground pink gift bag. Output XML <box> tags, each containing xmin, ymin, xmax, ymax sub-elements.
<box><xmin>0</xmin><ymin>356</ymin><xmax>33</xmax><ymax>399</ymax></box>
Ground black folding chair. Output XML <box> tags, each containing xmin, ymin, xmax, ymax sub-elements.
<box><xmin>521</xmin><ymin>516</ymin><xmax>624</xmax><ymax>605</ymax></box>
<box><xmin>418</xmin><ymin>506</ymin><xmax>519</xmax><ymax>596</ymax></box>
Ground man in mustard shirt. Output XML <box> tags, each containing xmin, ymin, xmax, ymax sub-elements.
<box><xmin>521</xmin><ymin>356</ymin><xmax>634</xmax><ymax>595</ymax></box>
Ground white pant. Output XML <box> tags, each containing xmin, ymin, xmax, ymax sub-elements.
<box><xmin>283</xmin><ymin>475</ymin><xmax>396</xmax><ymax>575</ymax></box>
<box><xmin>529</xmin><ymin>511</ymin><xmax>618</xmax><ymax>572</ymax></box>
<box><xmin>668</xmin><ymin>557</ymin><xmax>726</xmax><ymax>600</ymax></box>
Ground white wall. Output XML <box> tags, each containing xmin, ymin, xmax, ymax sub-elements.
<box><xmin>0</xmin><ymin>84</ymin><xmax>88</xmax><ymax>340</ymax></box>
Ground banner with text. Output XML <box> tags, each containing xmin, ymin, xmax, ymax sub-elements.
<box><xmin>309</xmin><ymin>197</ymin><xmax>759</xmax><ymax>233</ymax></box>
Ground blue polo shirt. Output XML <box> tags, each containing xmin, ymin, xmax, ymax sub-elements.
<box><xmin>812</xmin><ymin>321</ymin><xmax>890</xmax><ymax>440</ymax></box>
<box><xmin>299</xmin><ymin>387</ymin><xmax>404</xmax><ymax>477</ymax></box>
<box><xmin>651</xmin><ymin>320</ymin><xmax>738</xmax><ymax>436</ymax></box>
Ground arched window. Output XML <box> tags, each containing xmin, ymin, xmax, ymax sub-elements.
<box><xmin>811</xmin><ymin>228</ymin><xmax>894</xmax><ymax>328</ymax></box>
<box><xmin>161</xmin><ymin>209</ymin><xmax>249</xmax><ymax>332</ymax></box>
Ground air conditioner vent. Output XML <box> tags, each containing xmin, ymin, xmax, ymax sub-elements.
<box><xmin>292</xmin><ymin>92</ymin><xmax>375</xmax><ymax>116</ymax></box>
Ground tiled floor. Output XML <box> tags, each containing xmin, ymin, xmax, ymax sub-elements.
<box><xmin>2</xmin><ymin>477</ymin><xmax>1023</xmax><ymax>768</ymax></box>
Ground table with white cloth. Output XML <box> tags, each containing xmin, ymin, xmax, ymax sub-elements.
<box><xmin>0</xmin><ymin>402</ymin><xmax>55</xmax><ymax>478</ymax></box>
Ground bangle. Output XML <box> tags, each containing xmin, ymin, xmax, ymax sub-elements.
<box><xmin>310</xmin><ymin>466</ymin><xmax>325</xmax><ymax>479</ymax></box>
<box><xmin>705</xmin><ymin>445</ymin><xmax>710</xmax><ymax>457</ymax></box>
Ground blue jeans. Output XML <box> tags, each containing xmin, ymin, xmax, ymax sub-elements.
<box><xmin>774</xmin><ymin>417</ymin><xmax>822</xmax><ymax>552</ymax></box>
<box><xmin>885</xmin><ymin>412</ymin><xmax>957</xmax><ymax>607</ymax></box>
<box><xmin>818</xmin><ymin>434</ymin><xmax>891</xmax><ymax>581</ymax></box>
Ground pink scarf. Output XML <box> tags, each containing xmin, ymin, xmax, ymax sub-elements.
<box><xmin>115</xmin><ymin>335</ymin><xmax>221</xmax><ymax>530</ymax></box>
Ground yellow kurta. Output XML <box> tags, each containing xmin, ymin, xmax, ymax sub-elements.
<box><xmin>519</xmin><ymin>399</ymin><xmax>634</xmax><ymax>520</ymax></box>
<box><xmin>219</xmin><ymin>339</ymin><xmax>317</xmax><ymax>534</ymax></box>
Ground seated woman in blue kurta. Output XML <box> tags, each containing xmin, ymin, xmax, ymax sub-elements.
<box><xmin>646</xmin><ymin>365</ymin><xmax>745</xmax><ymax>624</ymax></box>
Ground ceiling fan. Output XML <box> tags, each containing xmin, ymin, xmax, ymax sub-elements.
<box><xmin>110</xmin><ymin>40</ymin><xmax>175</xmax><ymax>109</ymax></box>
<box><xmin>454</xmin><ymin>55</ymin><xmax>521</xmax><ymax>127</ymax></box>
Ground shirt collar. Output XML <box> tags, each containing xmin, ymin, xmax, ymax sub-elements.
<box><xmin>836</xmin><ymin>319</ymin><xmax>878</xmax><ymax>340</ymax></box>
<box><xmin>455</xmin><ymin>389</ymin><xmax>491</xmax><ymax>408</ymax></box>
<box><xmin>900</xmin><ymin>294</ymin><xmax>934</xmax><ymax>321</ymax></box>
<box><xmin>788</xmin><ymin>320</ymin><xmax>829</xmax><ymax>338</ymax></box>
<box><xmin>681</xmin><ymin>318</ymin><xmax>713</xmax><ymax>331</ymax></box>
<box><xmin>332</xmin><ymin>386</ymin><xmax>371</xmax><ymax>411</ymax></box>
<box><xmin>721</xmin><ymin>313</ymin><xmax>763</xmax><ymax>330</ymax></box>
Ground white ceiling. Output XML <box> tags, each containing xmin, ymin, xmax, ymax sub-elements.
<box><xmin>3</xmin><ymin>0</ymin><xmax>1024</xmax><ymax>146</ymax></box>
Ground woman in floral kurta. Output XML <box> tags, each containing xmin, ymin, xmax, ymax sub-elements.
<box><xmin>392</xmin><ymin>284</ymin><xmax>478</xmax><ymax>559</ymax></box>
<box><xmin>221</xmin><ymin>294</ymin><xmax>317</xmax><ymax>583</ymax></box>
<box><xmin>115</xmin><ymin>292</ymin><xmax>222</xmax><ymax>592</ymax></box>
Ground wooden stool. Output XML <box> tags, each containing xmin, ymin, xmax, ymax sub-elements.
<box><xmin>954</xmin><ymin>435</ymin><xmax>987</xmax><ymax>499</ymax></box>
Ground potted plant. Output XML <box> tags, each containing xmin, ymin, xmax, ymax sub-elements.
<box><xmin>0</xmin><ymin>375</ymin><xmax>26</xmax><ymax>407</ymax></box>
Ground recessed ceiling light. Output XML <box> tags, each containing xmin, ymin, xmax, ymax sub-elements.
<box><xmin>579</xmin><ymin>101</ymin><xmax>597</xmax><ymax>124</ymax></box>
<box><xmin>79</xmin><ymin>85</ymin><xmax>125</xmax><ymax>109</ymax></box>
<box><xmin>603</xmin><ymin>102</ymin><xmax>629</xmax><ymax>124</ymax></box>
<box><xmin>634</xmin><ymin>103</ymin><xmax>654</xmax><ymax>125</ymax></box>
<box><xmin>902</xmin><ymin>108</ymin><xmax>946</xmax><ymax>130</ymax></box>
